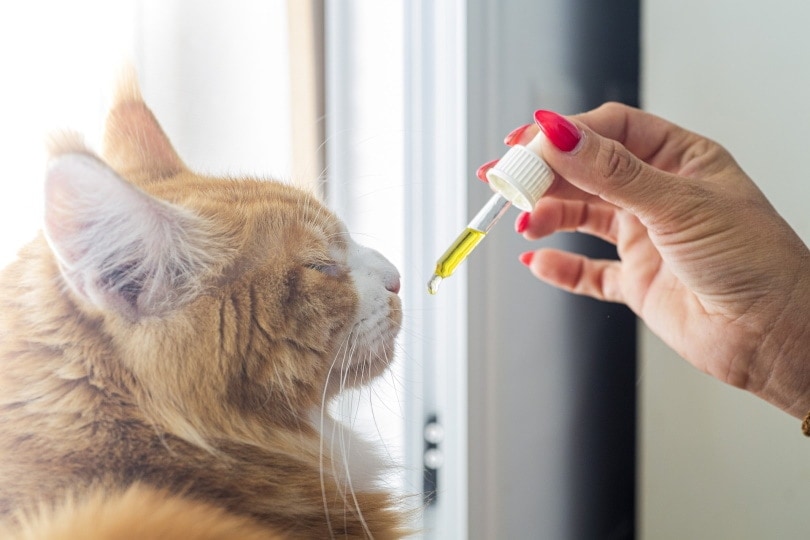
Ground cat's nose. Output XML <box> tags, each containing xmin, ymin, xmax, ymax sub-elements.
<box><xmin>386</xmin><ymin>275</ymin><xmax>401</xmax><ymax>295</ymax></box>
<box><xmin>358</xmin><ymin>245</ymin><xmax>401</xmax><ymax>294</ymax></box>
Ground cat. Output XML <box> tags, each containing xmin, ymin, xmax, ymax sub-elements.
<box><xmin>0</xmin><ymin>71</ymin><xmax>406</xmax><ymax>539</ymax></box>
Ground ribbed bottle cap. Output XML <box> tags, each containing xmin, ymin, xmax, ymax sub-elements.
<box><xmin>485</xmin><ymin>145</ymin><xmax>553</xmax><ymax>211</ymax></box>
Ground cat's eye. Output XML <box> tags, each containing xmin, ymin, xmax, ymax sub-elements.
<box><xmin>306</xmin><ymin>262</ymin><xmax>341</xmax><ymax>277</ymax></box>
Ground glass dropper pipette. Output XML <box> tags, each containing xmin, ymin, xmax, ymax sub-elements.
<box><xmin>427</xmin><ymin>131</ymin><xmax>554</xmax><ymax>295</ymax></box>
<box><xmin>427</xmin><ymin>193</ymin><xmax>511</xmax><ymax>294</ymax></box>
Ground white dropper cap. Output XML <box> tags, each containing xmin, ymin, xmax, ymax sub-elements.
<box><xmin>485</xmin><ymin>131</ymin><xmax>554</xmax><ymax>211</ymax></box>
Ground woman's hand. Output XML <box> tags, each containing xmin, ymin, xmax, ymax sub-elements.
<box><xmin>489</xmin><ymin>104</ymin><xmax>810</xmax><ymax>418</ymax></box>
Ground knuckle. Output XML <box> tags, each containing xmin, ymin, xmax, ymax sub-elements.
<box><xmin>597</xmin><ymin>139</ymin><xmax>640</xmax><ymax>186</ymax></box>
<box><xmin>681</xmin><ymin>137</ymin><xmax>733</xmax><ymax>172</ymax></box>
<box><xmin>597</xmin><ymin>101</ymin><xmax>627</xmax><ymax>115</ymax></box>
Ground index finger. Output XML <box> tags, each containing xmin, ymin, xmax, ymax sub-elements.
<box><xmin>502</xmin><ymin>123</ymin><xmax>606</xmax><ymax>204</ymax></box>
<box><xmin>571</xmin><ymin>103</ymin><xmax>700</xmax><ymax>174</ymax></box>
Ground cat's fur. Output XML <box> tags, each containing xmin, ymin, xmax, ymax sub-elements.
<box><xmin>0</xmin><ymin>73</ymin><xmax>405</xmax><ymax>538</ymax></box>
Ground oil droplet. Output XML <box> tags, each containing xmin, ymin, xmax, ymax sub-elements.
<box><xmin>427</xmin><ymin>274</ymin><xmax>443</xmax><ymax>295</ymax></box>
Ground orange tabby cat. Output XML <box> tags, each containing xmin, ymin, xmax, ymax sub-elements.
<box><xmin>0</xmin><ymin>73</ymin><xmax>406</xmax><ymax>539</ymax></box>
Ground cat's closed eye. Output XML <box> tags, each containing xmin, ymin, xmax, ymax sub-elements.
<box><xmin>305</xmin><ymin>261</ymin><xmax>341</xmax><ymax>277</ymax></box>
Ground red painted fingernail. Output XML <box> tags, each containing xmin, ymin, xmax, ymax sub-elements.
<box><xmin>534</xmin><ymin>110</ymin><xmax>581</xmax><ymax>152</ymax></box>
<box><xmin>515</xmin><ymin>211</ymin><xmax>530</xmax><ymax>233</ymax></box>
<box><xmin>476</xmin><ymin>158</ymin><xmax>499</xmax><ymax>183</ymax></box>
<box><xmin>519</xmin><ymin>251</ymin><xmax>535</xmax><ymax>267</ymax></box>
<box><xmin>504</xmin><ymin>123</ymin><xmax>533</xmax><ymax>146</ymax></box>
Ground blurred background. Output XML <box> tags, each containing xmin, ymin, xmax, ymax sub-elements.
<box><xmin>1</xmin><ymin>1</ymin><xmax>808</xmax><ymax>538</ymax></box>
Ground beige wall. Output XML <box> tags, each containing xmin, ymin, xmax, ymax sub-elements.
<box><xmin>640</xmin><ymin>1</ymin><xmax>810</xmax><ymax>537</ymax></box>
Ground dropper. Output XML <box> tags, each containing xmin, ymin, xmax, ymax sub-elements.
<box><xmin>427</xmin><ymin>131</ymin><xmax>554</xmax><ymax>295</ymax></box>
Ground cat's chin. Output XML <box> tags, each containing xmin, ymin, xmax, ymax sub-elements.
<box><xmin>324</xmin><ymin>327</ymin><xmax>399</xmax><ymax>398</ymax></box>
<box><xmin>325</xmin><ymin>342</ymin><xmax>397</xmax><ymax>398</ymax></box>
<box><xmin>325</xmin><ymin>293</ymin><xmax>401</xmax><ymax>394</ymax></box>
<box><xmin>347</xmin><ymin>345</ymin><xmax>396</xmax><ymax>383</ymax></box>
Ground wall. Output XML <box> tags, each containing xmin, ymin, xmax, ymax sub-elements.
<box><xmin>640</xmin><ymin>1</ymin><xmax>810</xmax><ymax>538</ymax></box>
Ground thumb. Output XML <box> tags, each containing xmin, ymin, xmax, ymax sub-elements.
<box><xmin>534</xmin><ymin>108</ymin><xmax>692</xmax><ymax>226</ymax></box>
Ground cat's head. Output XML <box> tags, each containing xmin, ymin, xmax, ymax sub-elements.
<box><xmin>41</xmin><ymin>74</ymin><xmax>401</xmax><ymax>431</ymax></box>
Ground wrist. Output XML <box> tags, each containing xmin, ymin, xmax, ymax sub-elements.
<box><xmin>750</xmin><ymin>268</ymin><xmax>810</xmax><ymax>419</ymax></box>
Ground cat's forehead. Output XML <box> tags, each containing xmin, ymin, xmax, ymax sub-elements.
<box><xmin>147</xmin><ymin>173</ymin><xmax>346</xmax><ymax>243</ymax></box>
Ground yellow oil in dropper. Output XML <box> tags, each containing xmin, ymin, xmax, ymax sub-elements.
<box><xmin>427</xmin><ymin>228</ymin><xmax>486</xmax><ymax>294</ymax></box>
<box><xmin>427</xmin><ymin>131</ymin><xmax>556</xmax><ymax>295</ymax></box>
<box><xmin>427</xmin><ymin>194</ymin><xmax>511</xmax><ymax>294</ymax></box>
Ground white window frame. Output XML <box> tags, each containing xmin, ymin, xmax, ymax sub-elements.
<box><xmin>325</xmin><ymin>2</ymin><xmax>468</xmax><ymax>538</ymax></box>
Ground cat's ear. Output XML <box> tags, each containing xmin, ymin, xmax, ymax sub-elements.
<box><xmin>44</xmin><ymin>148</ymin><xmax>222</xmax><ymax>319</ymax></box>
<box><xmin>102</xmin><ymin>68</ymin><xmax>185</xmax><ymax>182</ymax></box>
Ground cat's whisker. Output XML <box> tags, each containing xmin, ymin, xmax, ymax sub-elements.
<box><xmin>320</xmin><ymin>334</ymin><xmax>353</xmax><ymax>540</ymax></box>
<box><xmin>367</xmin><ymin>386</ymin><xmax>399</xmax><ymax>470</ymax></box>
<box><xmin>334</xmin><ymin>337</ymin><xmax>377</xmax><ymax>540</ymax></box>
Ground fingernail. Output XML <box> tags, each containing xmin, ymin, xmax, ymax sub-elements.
<box><xmin>476</xmin><ymin>158</ymin><xmax>499</xmax><ymax>183</ymax></box>
<box><xmin>515</xmin><ymin>211</ymin><xmax>530</xmax><ymax>233</ymax></box>
<box><xmin>534</xmin><ymin>110</ymin><xmax>581</xmax><ymax>152</ymax></box>
<box><xmin>519</xmin><ymin>251</ymin><xmax>535</xmax><ymax>267</ymax></box>
<box><xmin>504</xmin><ymin>123</ymin><xmax>533</xmax><ymax>146</ymax></box>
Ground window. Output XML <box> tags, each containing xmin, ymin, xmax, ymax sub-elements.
<box><xmin>0</xmin><ymin>1</ymin><xmax>136</xmax><ymax>265</ymax></box>
<box><xmin>325</xmin><ymin>3</ymin><xmax>468</xmax><ymax>537</ymax></box>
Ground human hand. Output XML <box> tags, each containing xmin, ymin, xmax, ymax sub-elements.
<box><xmin>484</xmin><ymin>104</ymin><xmax>810</xmax><ymax>419</ymax></box>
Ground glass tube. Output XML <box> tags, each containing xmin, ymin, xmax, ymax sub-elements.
<box><xmin>427</xmin><ymin>193</ymin><xmax>512</xmax><ymax>294</ymax></box>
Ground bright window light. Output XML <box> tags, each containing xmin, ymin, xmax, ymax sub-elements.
<box><xmin>0</xmin><ymin>1</ymin><xmax>137</xmax><ymax>266</ymax></box>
